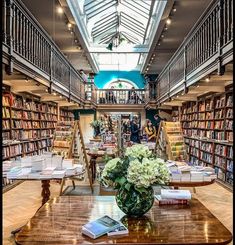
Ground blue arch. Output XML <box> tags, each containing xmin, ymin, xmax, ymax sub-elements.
<box><xmin>94</xmin><ymin>71</ymin><xmax>145</xmax><ymax>89</ymax></box>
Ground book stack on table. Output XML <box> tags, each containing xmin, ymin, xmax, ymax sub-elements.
<box><xmin>155</xmin><ymin>189</ymin><xmax>191</xmax><ymax>205</ymax></box>
<box><xmin>166</xmin><ymin>160</ymin><xmax>216</xmax><ymax>182</ymax></box>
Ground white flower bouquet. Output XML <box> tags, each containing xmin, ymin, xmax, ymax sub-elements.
<box><xmin>101</xmin><ymin>144</ymin><xmax>170</xmax><ymax>192</ymax></box>
<box><xmin>100</xmin><ymin>144</ymin><xmax>170</xmax><ymax>216</ymax></box>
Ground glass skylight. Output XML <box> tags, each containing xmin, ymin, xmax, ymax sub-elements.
<box><xmin>67</xmin><ymin>0</ymin><xmax>165</xmax><ymax>71</ymax></box>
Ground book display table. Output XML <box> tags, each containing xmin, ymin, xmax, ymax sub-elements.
<box><xmin>14</xmin><ymin>196</ymin><xmax>232</xmax><ymax>245</ymax></box>
<box><xmin>87</xmin><ymin>151</ymin><xmax>116</xmax><ymax>183</ymax></box>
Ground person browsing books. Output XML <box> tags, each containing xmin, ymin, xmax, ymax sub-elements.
<box><xmin>130</xmin><ymin>117</ymin><xmax>141</xmax><ymax>143</ymax></box>
<box><xmin>145</xmin><ymin>120</ymin><xmax>156</xmax><ymax>142</ymax></box>
<box><xmin>154</xmin><ymin>113</ymin><xmax>162</xmax><ymax>133</ymax></box>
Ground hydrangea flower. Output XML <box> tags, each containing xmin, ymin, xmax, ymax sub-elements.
<box><xmin>100</xmin><ymin>144</ymin><xmax>170</xmax><ymax>190</ymax></box>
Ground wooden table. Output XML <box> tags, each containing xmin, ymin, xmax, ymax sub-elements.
<box><xmin>15</xmin><ymin>196</ymin><xmax>232</xmax><ymax>245</ymax></box>
<box><xmin>87</xmin><ymin>151</ymin><xmax>116</xmax><ymax>183</ymax></box>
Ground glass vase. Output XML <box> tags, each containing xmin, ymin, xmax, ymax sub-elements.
<box><xmin>115</xmin><ymin>185</ymin><xmax>154</xmax><ymax>217</ymax></box>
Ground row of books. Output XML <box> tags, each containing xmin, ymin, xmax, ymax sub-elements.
<box><xmin>2</xmin><ymin>107</ymin><xmax>10</xmax><ymax>118</ymax></box>
<box><xmin>214</xmin><ymin>156</ymin><xmax>226</xmax><ymax>170</ymax></box>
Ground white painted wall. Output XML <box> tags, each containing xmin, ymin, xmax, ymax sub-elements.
<box><xmin>79</xmin><ymin>114</ymin><xmax>94</xmax><ymax>143</ymax></box>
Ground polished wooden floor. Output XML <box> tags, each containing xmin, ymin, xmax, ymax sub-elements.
<box><xmin>3</xmin><ymin>180</ymin><xmax>233</xmax><ymax>245</ymax></box>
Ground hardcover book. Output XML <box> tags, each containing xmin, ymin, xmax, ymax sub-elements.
<box><xmin>155</xmin><ymin>195</ymin><xmax>189</xmax><ymax>205</ymax></box>
<box><xmin>161</xmin><ymin>189</ymin><xmax>191</xmax><ymax>200</ymax></box>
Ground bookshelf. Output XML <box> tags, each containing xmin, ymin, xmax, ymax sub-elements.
<box><xmin>2</xmin><ymin>92</ymin><xmax>57</xmax><ymax>161</ymax></box>
<box><xmin>172</xmin><ymin>106</ymin><xmax>180</xmax><ymax>122</ymax></box>
<box><xmin>155</xmin><ymin>121</ymin><xmax>187</xmax><ymax>161</ymax></box>
<box><xmin>51</xmin><ymin>120</ymin><xmax>76</xmax><ymax>158</ymax></box>
<box><xmin>60</xmin><ymin>108</ymin><xmax>75</xmax><ymax>122</ymax></box>
<box><xmin>180</xmin><ymin>85</ymin><xmax>233</xmax><ymax>189</ymax></box>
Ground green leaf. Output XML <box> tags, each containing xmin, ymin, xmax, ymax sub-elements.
<box><xmin>124</xmin><ymin>182</ymin><xmax>131</xmax><ymax>191</ymax></box>
<box><xmin>134</xmin><ymin>186</ymin><xmax>148</xmax><ymax>194</ymax></box>
<box><xmin>115</xmin><ymin>177</ymin><xmax>127</xmax><ymax>186</ymax></box>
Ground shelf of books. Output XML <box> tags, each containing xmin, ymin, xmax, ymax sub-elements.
<box><xmin>51</xmin><ymin>120</ymin><xmax>76</xmax><ymax>158</ymax></box>
<box><xmin>2</xmin><ymin>91</ymin><xmax>58</xmax><ymax>186</ymax></box>
<box><xmin>60</xmin><ymin>107</ymin><xmax>75</xmax><ymax>122</ymax></box>
<box><xmin>172</xmin><ymin>106</ymin><xmax>180</xmax><ymax>122</ymax></box>
<box><xmin>155</xmin><ymin>121</ymin><xmax>187</xmax><ymax>161</ymax></box>
<box><xmin>180</xmin><ymin>85</ymin><xmax>233</xmax><ymax>189</ymax></box>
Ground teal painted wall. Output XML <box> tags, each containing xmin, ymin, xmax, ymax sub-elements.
<box><xmin>94</xmin><ymin>71</ymin><xmax>145</xmax><ymax>89</ymax></box>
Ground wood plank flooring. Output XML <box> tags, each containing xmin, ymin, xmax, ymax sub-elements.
<box><xmin>3</xmin><ymin>181</ymin><xmax>233</xmax><ymax>245</ymax></box>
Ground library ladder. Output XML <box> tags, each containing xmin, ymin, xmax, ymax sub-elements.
<box><xmin>60</xmin><ymin>120</ymin><xmax>93</xmax><ymax>193</ymax></box>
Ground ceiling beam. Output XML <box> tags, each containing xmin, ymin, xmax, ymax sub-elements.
<box><xmin>11</xmin><ymin>85</ymin><xmax>46</xmax><ymax>92</ymax></box>
<box><xmin>88</xmin><ymin>45</ymin><xmax>149</xmax><ymax>53</ymax></box>
<box><xmin>192</xmin><ymin>85</ymin><xmax>225</xmax><ymax>93</ymax></box>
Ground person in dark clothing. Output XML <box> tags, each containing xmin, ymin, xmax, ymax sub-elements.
<box><xmin>106</xmin><ymin>86</ymin><xmax>117</xmax><ymax>103</ymax></box>
<box><xmin>127</xmin><ymin>87</ymin><xmax>140</xmax><ymax>104</ymax></box>
<box><xmin>130</xmin><ymin>118</ymin><xmax>141</xmax><ymax>143</ymax></box>
<box><xmin>154</xmin><ymin>113</ymin><xmax>162</xmax><ymax>133</ymax></box>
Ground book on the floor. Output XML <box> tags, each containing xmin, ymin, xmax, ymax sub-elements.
<box><xmin>81</xmin><ymin>215</ymin><xmax>121</xmax><ymax>239</ymax></box>
<box><xmin>107</xmin><ymin>223</ymin><xmax>129</xmax><ymax>236</ymax></box>
<box><xmin>155</xmin><ymin>195</ymin><xmax>189</xmax><ymax>205</ymax></box>
<box><xmin>161</xmin><ymin>189</ymin><xmax>191</xmax><ymax>200</ymax></box>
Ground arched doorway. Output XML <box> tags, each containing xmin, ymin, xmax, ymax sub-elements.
<box><xmin>104</xmin><ymin>79</ymin><xmax>138</xmax><ymax>89</ymax></box>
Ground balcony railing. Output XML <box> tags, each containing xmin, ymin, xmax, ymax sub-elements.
<box><xmin>156</xmin><ymin>0</ymin><xmax>233</xmax><ymax>102</ymax></box>
<box><xmin>2</xmin><ymin>0</ymin><xmax>85</xmax><ymax>103</ymax></box>
<box><xmin>96</xmin><ymin>89</ymin><xmax>146</xmax><ymax>105</ymax></box>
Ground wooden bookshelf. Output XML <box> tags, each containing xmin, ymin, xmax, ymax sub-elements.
<box><xmin>51</xmin><ymin>120</ymin><xmax>76</xmax><ymax>158</ymax></box>
<box><xmin>180</xmin><ymin>85</ymin><xmax>233</xmax><ymax>188</ymax></box>
<box><xmin>60</xmin><ymin>108</ymin><xmax>75</xmax><ymax>122</ymax></box>
<box><xmin>2</xmin><ymin>92</ymin><xmax>57</xmax><ymax>161</ymax></box>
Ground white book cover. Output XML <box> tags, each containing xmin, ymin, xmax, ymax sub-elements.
<box><xmin>161</xmin><ymin>189</ymin><xmax>191</xmax><ymax>200</ymax></box>
<box><xmin>52</xmin><ymin>170</ymin><xmax>65</xmax><ymax>178</ymax></box>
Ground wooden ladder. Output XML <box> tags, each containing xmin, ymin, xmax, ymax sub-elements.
<box><xmin>75</xmin><ymin>120</ymin><xmax>93</xmax><ymax>192</ymax></box>
<box><xmin>59</xmin><ymin>120</ymin><xmax>93</xmax><ymax>194</ymax></box>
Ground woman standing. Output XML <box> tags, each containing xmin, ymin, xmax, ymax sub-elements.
<box><xmin>145</xmin><ymin>120</ymin><xmax>156</xmax><ymax>142</ymax></box>
<box><xmin>130</xmin><ymin>118</ymin><xmax>141</xmax><ymax>143</ymax></box>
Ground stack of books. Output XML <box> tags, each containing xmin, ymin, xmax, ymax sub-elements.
<box><xmin>82</xmin><ymin>215</ymin><xmax>128</xmax><ymax>239</ymax></box>
<box><xmin>155</xmin><ymin>189</ymin><xmax>191</xmax><ymax>205</ymax></box>
<box><xmin>6</xmin><ymin>166</ymin><xmax>22</xmax><ymax>179</ymax></box>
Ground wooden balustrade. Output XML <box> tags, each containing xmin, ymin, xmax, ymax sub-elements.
<box><xmin>2</xmin><ymin>0</ymin><xmax>85</xmax><ymax>102</ymax></box>
<box><xmin>156</xmin><ymin>0</ymin><xmax>233</xmax><ymax>102</ymax></box>
<box><xmin>96</xmin><ymin>89</ymin><xmax>145</xmax><ymax>105</ymax></box>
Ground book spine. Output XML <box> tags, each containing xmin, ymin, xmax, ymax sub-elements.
<box><xmin>158</xmin><ymin>199</ymin><xmax>189</xmax><ymax>205</ymax></box>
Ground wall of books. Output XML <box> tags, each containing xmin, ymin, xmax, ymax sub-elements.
<box><xmin>60</xmin><ymin>107</ymin><xmax>75</xmax><ymax>122</ymax></box>
<box><xmin>2</xmin><ymin>91</ymin><xmax>58</xmax><ymax>161</ymax></box>
<box><xmin>179</xmin><ymin>85</ymin><xmax>233</xmax><ymax>188</ymax></box>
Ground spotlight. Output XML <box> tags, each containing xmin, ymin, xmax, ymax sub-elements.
<box><xmin>166</xmin><ymin>18</ymin><xmax>171</xmax><ymax>25</ymax></box>
<box><xmin>67</xmin><ymin>23</ymin><xmax>72</xmax><ymax>28</ymax></box>
<box><xmin>74</xmin><ymin>39</ymin><xmax>78</xmax><ymax>43</ymax></box>
<box><xmin>164</xmin><ymin>27</ymin><xmax>168</xmax><ymax>31</ymax></box>
<box><xmin>205</xmin><ymin>78</ymin><xmax>210</xmax><ymax>82</ymax></box>
<box><xmin>53</xmin><ymin>92</ymin><xmax>57</xmax><ymax>96</ymax></box>
<box><xmin>161</xmin><ymin>34</ymin><xmax>164</xmax><ymax>38</ymax></box>
<box><xmin>173</xmin><ymin>8</ymin><xmax>176</xmax><ymax>12</ymax></box>
<box><xmin>57</xmin><ymin>7</ymin><xmax>63</xmax><ymax>14</ymax></box>
<box><xmin>158</xmin><ymin>42</ymin><xmax>161</xmax><ymax>46</ymax></box>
